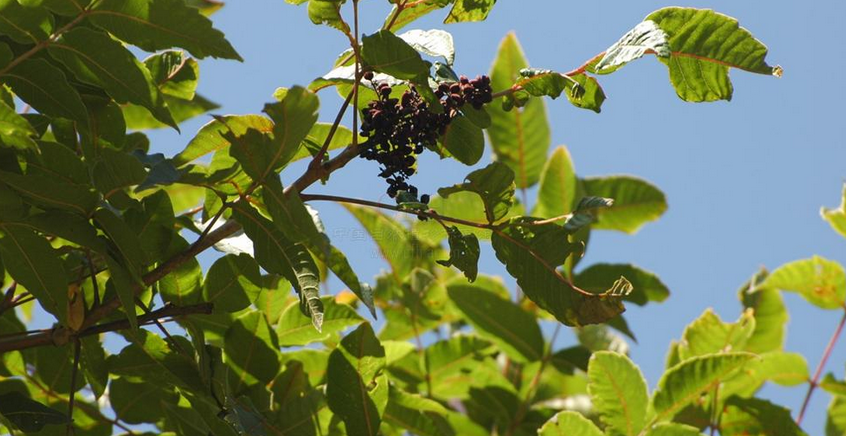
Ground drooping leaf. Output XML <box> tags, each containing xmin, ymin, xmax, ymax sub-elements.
<box><xmin>652</xmin><ymin>352</ymin><xmax>755</xmax><ymax>421</ymax></box>
<box><xmin>538</xmin><ymin>411</ymin><xmax>604</xmax><ymax>436</ymax></box>
<box><xmin>344</xmin><ymin>204</ymin><xmax>424</xmax><ymax>280</ymax></box>
<box><xmin>0</xmin><ymin>224</ymin><xmax>68</xmax><ymax>324</ymax></box>
<box><xmin>203</xmin><ymin>254</ymin><xmax>262</xmax><ymax>313</ymax></box>
<box><xmin>398</xmin><ymin>28</ymin><xmax>455</xmax><ymax>65</ymax></box>
<box><xmin>0</xmin><ymin>391</ymin><xmax>68</xmax><ymax>433</ymax></box>
<box><xmin>644</xmin><ymin>423</ymin><xmax>704</xmax><ymax>436</ymax></box>
<box><xmin>765</xmin><ymin>256</ymin><xmax>846</xmax><ymax>310</ymax></box>
<box><xmin>576</xmin><ymin>263</ymin><xmax>670</xmax><ymax>306</ymax></box>
<box><xmin>646</xmin><ymin>7</ymin><xmax>782</xmax><ymax>102</ymax></box>
<box><xmin>158</xmin><ymin>237</ymin><xmax>203</xmax><ymax>305</ymax></box>
<box><xmin>92</xmin><ymin>148</ymin><xmax>148</xmax><ymax>199</ymax></box>
<box><xmin>438</xmin><ymin>162</ymin><xmax>515</xmax><ymax>223</ymax></box>
<box><xmin>231</xmin><ymin>203</ymin><xmax>324</xmax><ymax>331</ymax></box>
<box><xmin>592</xmin><ymin>20</ymin><xmax>670</xmax><ymax>75</ymax></box>
<box><xmin>79</xmin><ymin>336</ymin><xmax>109</xmax><ymax>400</ymax></box>
<box><xmin>224</xmin><ymin>311</ymin><xmax>281</xmax><ymax>391</ymax></box>
<box><xmin>90</xmin><ymin>0</ymin><xmax>241</xmax><ymax>60</ymax></box>
<box><xmin>587</xmin><ymin>351</ymin><xmax>649</xmax><ymax>436</ymax></box>
<box><xmin>362</xmin><ymin>30</ymin><xmax>431</xmax><ymax>80</ymax></box>
<box><xmin>444</xmin><ymin>0</ymin><xmax>495</xmax><ymax>23</ymax></box>
<box><xmin>437</xmin><ymin>226</ymin><xmax>479</xmax><ymax>282</ymax></box>
<box><xmin>534</xmin><ymin>146</ymin><xmax>576</xmax><ymax>219</ymax></box>
<box><xmin>515</xmin><ymin>68</ymin><xmax>606</xmax><ymax>113</ymax></box>
<box><xmin>448</xmin><ymin>281</ymin><xmax>543</xmax><ymax>362</ymax></box>
<box><xmin>144</xmin><ymin>50</ymin><xmax>200</xmax><ymax>100</ymax></box>
<box><xmin>277</xmin><ymin>296</ymin><xmax>363</xmax><ymax>347</ymax></box>
<box><xmin>821</xmin><ymin>183</ymin><xmax>846</xmax><ymax>240</ymax></box>
<box><xmin>492</xmin><ymin>218</ymin><xmax>630</xmax><ymax>326</ymax></box>
<box><xmin>326</xmin><ymin>323</ymin><xmax>387</xmax><ymax>436</ymax></box>
<box><xmin>487</xmin><ymin>33</ymin><xmax>550</xmax><ymax>189</ymax></box>
<box><xmin>48</xmin><ymin>27</ymin><xmax>177</xmax><ymax>129</ymax></box>
<box><xmin>582</xmin><ymin>176</ymin><xmax>667</xmax><ymax>233</ymax></box>
<box><xmin>719</xmin><ymin>397</ymin><xmax>807</xmax><ymax>436</ymax></box>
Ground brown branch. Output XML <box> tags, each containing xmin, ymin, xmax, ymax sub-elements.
<box><xmin>796</xmin><ymin>308</ymin><xmax>846</xmax><ymax>425</ymax></box>
<box><xmin>66</xmin><ymin>339</ymin><xmax>81</xmax><ymax>436</ymax></box>
<box><xmin>0</xmin><ymin>303</ymin><xmax>213</xmax><ymax>353</ymax></box>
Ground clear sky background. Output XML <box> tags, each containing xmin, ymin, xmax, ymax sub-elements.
<box><xmin>138</xmin><ymin>0</ymin><xmax>846</xmax><ymax>433</ymax></box>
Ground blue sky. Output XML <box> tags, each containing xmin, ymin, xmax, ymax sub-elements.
<box><xmin>138</xmin><ymin>0</ymin><xmax>845</xmax><ymax>432</ymax></box>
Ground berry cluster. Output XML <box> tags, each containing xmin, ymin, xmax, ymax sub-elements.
<box><xmin>435</xmin><ymin>75</ymin><xmax>494</xmax><ymax>111</ymax></box>
<box><xmin>359</xmin><ymin>72</ymin><xmax>494</xmax><ymax>200</ymax></box>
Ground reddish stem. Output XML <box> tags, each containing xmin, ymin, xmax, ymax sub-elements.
<box><xmin>796</xmin><ymin>308</ymin><xmax>846</xmax><ymax>425</ymax></box>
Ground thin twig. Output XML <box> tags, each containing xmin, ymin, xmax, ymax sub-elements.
<box><xmin>85</xmin><ymin>251</ymin><xmax>100</xmax><ymax>308</ymax></box>
<box><xmin>192</xmin><ymin>200</ymin><xmax>228</xmax><ymax>251</ymax></box>
<box><xmin>66</xmin><ymin>339</ymin><xmax>81</xmax><ymax>436</ymax></box>
<box><xmin>796</xmin><ymin>308</ymin><xmax>846</xmax><ymax>425</ymax></box>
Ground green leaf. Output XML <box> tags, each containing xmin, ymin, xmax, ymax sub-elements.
<box><xmin>738</xmin><ymin>269</ymin><xmax>787</xmax><ymax>353</ymax></box>
<box><xmin>261</xmin><ymin>176</ymin><xmax>323</xmax><ymax>245</ymax></box>
<box><xmin>158</xmin><ymin>237</ymin><xmax>202</xmax><ymax>305</ymax></box>
<box><xmin>144</xmin><ymin>50</ymin><xmax>200</xmax><ymax>100</ymax></box>
<box><xmin>90</xmin><ymin>0</ymin><xmax>241</xmax><ymax>60</ymax></box>
<box><xmin>646</xmin><ymin>7</ymin><xmax>782</xmax><ymax>102</ymax></box>
<box><xmin>398</xmin><ymin>28</ymin><xmax>455</xmax><ymax>65</ymax></box>
<box><xmin>576</xmin><ymin>264</ymin><xmax>670</xmax><ymax>306</ymax></box>
<box><xmin>444</xmin><ymin>0</ymin><xmax>495</xmax><ymax>23</ymax></box>
<box><xmin>79</xmin><ymin>336</ymin><xmax>108</xmax><ymax>400</ymax></box>
<box><xmin>720</xmin><ymin>397</ymin><xmax>807</xmax><ymax>436</ymax></box>
<box><xmin>307</xmin><ymin>0</ymin><xmax>348</xmax><ymax>33</ymax></box>
<box><xmin>821</xmin><ymin>373</ymin><xmax>846</xmax><ymax>396</ymax></box>
<box><xmin>174</xmin><ymin>115</ymin><xmax>273</xmax><ymax>167</ymax></box>
<box><xmin>108</xmin><ymin>329</ymin><xmax>205</xmax><ymax>392</ymax></box>
<box><xmin>583</xmin><ymin>176</ymin><xmax>667</xmax><ymax>233</ymax></box>
<box><xmin>0</xmin><ymin>391</ymin><xmax>68</xmax><ymax>432</ymax></box>
<box><xmin>0</xmin><ymin>170</ymin><xmax>99</xmax><ymax>216</ymax></box>
<box><xmin>425</xmin><ymin>335</ymin><xmax>493</xmax><ymax>398</ymax></box>
<box><xmin>0</xmin><ymin>224</ymin><xmax>68</xmax><ymax>324</ymax></box>
<box><xmin>327</xmin><ymin>322</ymin><xmax>387</xmax><ymax>436</ymax></box>
<box><xmin>413</xmin><ymin>190</ymin><xmax>524</xmax><ymax>244</ymax></box>
<box><xmin>228</xmin><ymin>87</ymin><xmax>319</xmax><ymax>182</ymax></box>
<box><xmin>492</xmin><ymin>218</ymin><xmax>630</xmax><ymax>326</ymax></box>
<box><xmin>224</xmin><ymin>311</ymin><xmax>281</xmax><ymax>391</ymax></box>
<box><xmin>438</xmin><ymin>162</ymin><xmax>515</xmax><ymax>223</ymax></box>
<box><xmin>534</xmin><ymin>146</ymin><xmax>576</xmax><ymax>218</ymax></box>
<box><xmin>231</xmin><ymin>203</ymin><xmax>324</xmax><ymax>331</ymax></box>
<box><xmin>439</xmin><ymin>114</ymin><xmax>484</xmax><ymax>165</ymax></box>
<box><xmin>587</xmin><ymin>351</ymin><xmax>649</xmax><ymax>436</ymax></box>
<box><xmin>362</xmin><ymin>30</ymin><xmax>430</xmax><ymax>80</ymax></box>
<box><xmin>383</xmin><ymin>385</ymin><xmax>454</xmax><ymax>436</ymax></box>
<box><xmin>437</xmin><ymin>226</ymin><xmax>479</xmax><ymax>282</ymax></box>
<box><xmin>828</xmin><ymin>395</ymin><xmax>846</xmax><ymax>436</ymax></box>
<box><xmin>448</xmin><ymin>281</ymin><xmax>543</xmax><ymax>362</ymax></box>
<box><xmin>822</xmin><ymin>184</ymin><xmax>846</xmax><ymax>239</ymax></box>
<box><xmin>0</xmin><ymin>58</ymin><xmax>89</xmax><ymax>125</ymax></box>
<box><xmin>293</xmin><ymin>122</ymin><xmax>356</xmax><ymax>162</ymax></box>
<box><xmin>124</xmin><ymin>189</ymin><xmax>176</xmax><ymax>260</ymax></box>
<box><xmin>652</xmin><ymin>352</ymin><xmax>755</xmax><ymax>421</ymax></box>
<box><xmin>592</xmin><ymin>20</ymin><xmax>670</xmax><ymax>75</ymax></box>
<box><xmin>765</xmin><ymin>256</ymin><xmax>846</xmax><ymax>310</ymax></box>
<box><xmin>0</xmin><ymin>0</ymin><xmax>52</xmax><ymax>44</ymax></box>
<box><xmin>538</xmin><ymin>411</ymin><xmax>603</xmax><ymax>436</ymax></box>
<box><xmin>103</xmin><ymin>255</ymin><xmax>139</xmax><ymax>330</ymax></box>
<box><xmin>109</xmin><ymin>377</ymin><xmax>176</xmax><ymax>424</ymax></box>
<box><xmin>0</xmin><ymin>99</ymin><xmax>37</xmax><ymax>151</ymax></box>
<box><xmin>644</xmin><ymin>423</ymin><xmax>704</xmax><ymax>436</ymax></box>
<box><xmin>722</xmin><ymin>351</ymin><xmax>809</xmax><ymax>398</ymax></box>
<box><xmin>277</xmin><ymin>296</ymin><xmax>363</xmax><ymax>346</ymax></box>
<box><xmin>515</xmin><ymin>68</ymin><xmax>605</xmax><ymax>113</ymax></box>
<box><xmin>94</xmin><ymin>208</ymin><xmax>149</xmax><ymax>275</ymax></box>
<box><xmin>48</xmin><ymin>27</ymin><xmax>177</xmax><ymax>129</ymax></box>
<box><xmin>382</xmin><ymin>0</ymin><xmax>451</xmax><ymax>31</ymax></box>
<box><xmin>677</xmin><ymin>309</ymin><xmax>755</xmax><ymax>360</ymax></box>
<box><xmin>92</xmin><ymin>148</ymin><xmax>148</xmax><ymax>198</ymax></box>
<box><xmin>203</xmin><ymin>254</ymin><xmax>262</xmax><ymax>313</ymax></box>
<box><xmin>487</xmin><ymin>33</ymin><xmax>550</xmax><ymax>189</ymax></box>
<box><xmin>567</xmin><ymin>73</ymin><xmax>606</xmax><ymax>113</ymax></box>
<box><xmin>344</xmin><ymin>204</ymin><xmax>423</xmax><ymax>279</ymax></box>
